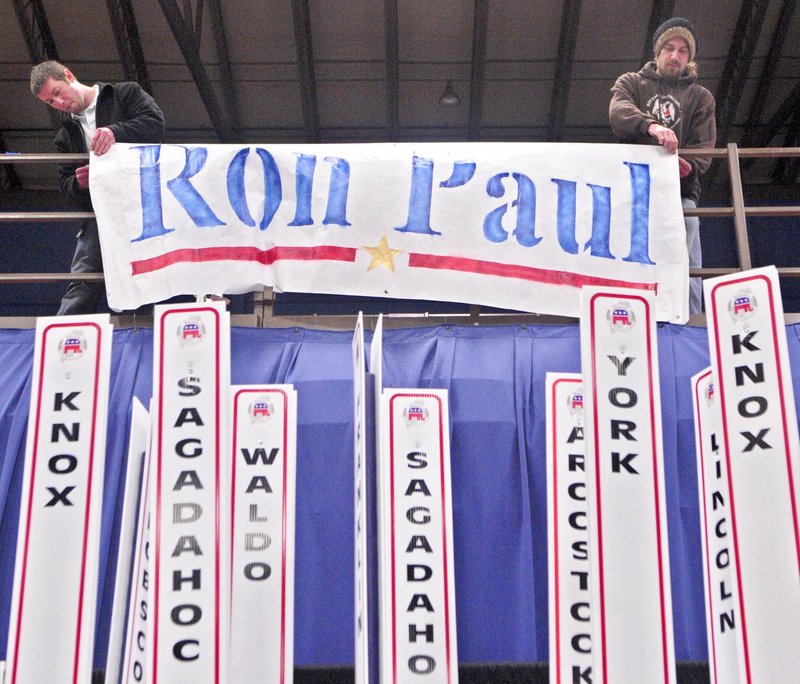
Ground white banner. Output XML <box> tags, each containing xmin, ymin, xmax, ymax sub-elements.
<box><xmin>5</xmin><ymin>315</ymin><xmax>112</xmax><ymax>684</ymax></box>
<box><xmin>546</xmin><ymin>373</ymin><xmax>593</xmax><ymax>684</ymax></box>
<box><xmin>107</xmin><ymin>398</ymin><xmax>151</xmax><ymax>684</ymax></box>
<box><xmin>91</xmin><ymin>142</ymin><xmax>688</xmax><ymax>322</ymax></box>
<box><xmin>379</xmin><ymin>390</ymin><xmax>458</xmax><ymax>684</ymax></box>
<box><xmin>703</xmin><ymin>266</ymin><xmax>800</xmax><ymax>681</ymax></box>
<box><xmin>691</xmin><ymin>368</ymin><xmax>742</xmax><ymax>683</ymax></box>
<box><xmin>229</xmin><ymin>386</ymin><xmax>296</xmax><ymax>683</ymax></box>
<box><xmin>579</xmin><ymin>287</ymin><xmax>675</xmax><ymax>684</ymax></box>
<box><xmin>149</xmin><ymin>302</ymin><xmax>230</xmax><ymax>684</ymax></box>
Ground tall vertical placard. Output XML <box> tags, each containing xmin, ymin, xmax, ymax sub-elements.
<box><xmin>229</xmin><ymin>385</ymin><xmax>297</xmax><ymax>682</ymax></box>
<box><xmin>379</xmin><ymin>389</ymin><xmax>458</xmax><ymax>684</ymax></box>
<box><xmin>369</xmin><ymin>315</ymin><xmax>383</xmax><ymax>405</ymax></box>
<box><xmin>5</xmin><ymin>315</ymin><xmax>112</xmax><ymax>684</ymax></box>
<box><xmin>106</xmin><ymin>398</ymin><xmax>152</xmax><ymax>684</ymax></box>
<box><xmin>369</xmin><ymin>315</ymin><xmax>384</xmax><ymax>684</ymax></box>
<box><xmin>691</xmin><ymin>368</ymin><xmax>742</xmax><ymax>683</ymax></box>
<box><xmin>354</xmin><ymin>313</ymin><xmax>380</xmax><ymax>684</ymax></box>
<box><xmin>580</xmin><ymin>287</ymin><xmax>675</xmax><ymax>684</ymax></box>
<box><xmin>353</xmin><ymin>313</ymin><xmax>370</xmax><ymax>684</ymax></box>
<box><xmin>119</xmin><ymin>407</ymin><xmax>154</xmax><ymax>684</ymax></box>
<box><xmin>546</xmin><ymin>373</ymin><xmax>593</xmax><ymax>684</ymax></box>
<box><xmin>149</xmin><ymin>302</ymin><xmax>230</xmax><ymax>684</ymax></box>
<box><xmin>704</xmin><ymin>266</ymin><xmax>800</xmax><ymax>681</ymax></box>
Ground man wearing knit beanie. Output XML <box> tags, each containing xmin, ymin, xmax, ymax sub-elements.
<box><xmin>609</xmin><ymin>17</ymin><xmax>716</xmax><ymax>314</ymax></box>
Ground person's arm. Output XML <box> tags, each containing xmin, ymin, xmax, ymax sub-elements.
<box><xmin>611</xmin><ymin>74</ymin><xmax>681</xmax><ymax>153</ymax></box>
<box><xmin>609</xmin><ymin>74</ymin><xmax>657</xmax><ymax>141</ymax></box>
<box><xmin>680</xmin><ymin>88</ymin><xmax>717</xmax><ymax>178</ymax></box>
<box><xmin>55</xmin><ymin>126</ymin><xmax>92</xmax><ymax>204</ymax></box>
<box><xmin>105</xmin><ymin>82</ymin><xmax>166</xmax><ymax>144</ymax></box>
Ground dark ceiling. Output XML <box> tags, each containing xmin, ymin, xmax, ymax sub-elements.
<box><xmin>1</xmin><ymin>0</ymin><xmax>799</xmax><ymax>198</ymax></box>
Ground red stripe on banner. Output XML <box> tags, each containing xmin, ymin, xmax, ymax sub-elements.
<box><xmin>131</xmin><ymin>245</ymin><xmax>357</xmax><ymax>275</ymax></box>
<box><xmin>408</xmin><ymin>253</ymin><xmax>658</xmax><ymax>291</ymax></box>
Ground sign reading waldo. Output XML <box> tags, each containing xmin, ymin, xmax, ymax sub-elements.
<box><xmin>229</xmin><ymin>385</ymin><xmax>297</xmax><ymax>683</ymax></box>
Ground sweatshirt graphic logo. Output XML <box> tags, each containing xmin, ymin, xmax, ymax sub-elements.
<box><xmin>646</xmin><ymin>94</ymin><xmax>682</xmax><ymax>129</ymax></box>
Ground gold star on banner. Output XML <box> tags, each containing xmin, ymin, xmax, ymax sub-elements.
<box><xmin>363</xmin><ymin>235</ymin><xmax>403</xmax><ymax>272</ymax></box>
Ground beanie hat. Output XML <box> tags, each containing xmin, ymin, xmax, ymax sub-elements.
<box><xmin>653</xmin><ymin>17</ymin><xmax>697</xmax><ymax>62</ymax></box>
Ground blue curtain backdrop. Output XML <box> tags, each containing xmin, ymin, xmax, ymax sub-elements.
<box><xmin>1</xmin><ymin>322</ymin><xmax>797</xmax><ymax>668</ymax></box>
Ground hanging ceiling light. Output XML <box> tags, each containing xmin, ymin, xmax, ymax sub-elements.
<box><xmin>439</xmin><ymin>80</ymin><xmax>461</xmax><ymax>107</ymax></box>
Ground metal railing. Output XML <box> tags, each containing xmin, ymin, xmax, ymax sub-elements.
<box><xmin>2</xmin><ymin>145</ymin><xmax>799</xmax><ymax>326</ymax></box>
<box><xmin>681</xmin><ymin>144</ymin><xmax>800</xmax><ymax>280</ymax></box>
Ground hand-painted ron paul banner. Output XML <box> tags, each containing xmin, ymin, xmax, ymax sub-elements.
<box><xmin>90</xmin><ymin>142</ymin><xmax>688</xmax><ymax>321</ymax></box>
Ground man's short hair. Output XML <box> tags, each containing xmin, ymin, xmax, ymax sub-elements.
<box><xmin>30</xmin><ymin>60</ymin><xmax>69</xmax><ymax>96</ymax></box>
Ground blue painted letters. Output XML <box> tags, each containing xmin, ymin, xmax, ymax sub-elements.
<box><xmin>484</xmin><ymin>173</ymin><xmax>540</xmax><ymax>247</ymax></box>
<box><xmin>623</xmin><ymin>162</ymin><xmax>654</xmax><ymax>265</ymax></box>
<box><xmin>132</xmin><ymin>146</ymin><xmax>655</xmax><ymax>269</ymax></box>
<box><xmin>395</xmin><ymin>156</ymin><xmax>441</xmax><ymax>236</ymax></box>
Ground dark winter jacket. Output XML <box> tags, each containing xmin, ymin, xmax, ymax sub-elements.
<box><xmin>54</xmin><ymin>81</ymin><xmax>165</xmax><ymax>210</ymax></box>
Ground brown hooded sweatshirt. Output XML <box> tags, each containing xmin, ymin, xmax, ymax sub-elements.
<box><xmin>609</xmin><ymin>61</ymin><xmax>716</xmax><ymax>203</ymax></box>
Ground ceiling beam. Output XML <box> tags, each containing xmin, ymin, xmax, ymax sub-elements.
<box><xmin>547</xmin><ymin>0</ymin><xmax>582</xmax><ymax>142</ymax></box>
<box><xmin>771</xmin><ymin>87</ymin><xmax>800</xmax><ymax>183</ymax></box>
<box><xmin>12</xmin><ymin>0</ymin><xmax>58</xmax><ymax>63</ymax></box>
<box><xmin>740</xmin><ymin>0</ymin><xmax>797</xmax><ymax>162</ymax></box>
<box><xmin>384</xmin><ymin>0</ymin><xmax>400</xmax><ymax>140</ymax></box>
<box><xmin>753</xmin><ymin>79</ymin><xmax>800</xmax><ymax>147</ymax></box>
<box><xmin>12</xmin><ymin>0</ymin><xmax>62</xmax><ymax>134</ymax></box>
<box><xmin>208</xmin><ymin>0</ymin><xmax>242</xmax><ymax>140</ymax></box>
<box><xmin>639</xmin><ymin>0</ymin><xmax>675</xmax><ymax>68</ymax></box>
<box><xmin>291</xmin><ymin>0</ymin><xmax>320</xmax><ymax>143</ymax></box>
<box><xmin>105</xmin><ymin>0</ymin><xmax>153</xmax><ymax>94</ymax></box>
<box><xmin>156</xmin><ymin>0</ymin><xmax>237</xmax><ymax>142</ymax></box>
<box><xmin>714</xmin><ymin>0</ymin><xmax>770</xmax><ymax>146</ymax></box>
<box><xmin>468</xmin><ymin>0</ymin><xmax>489</xmax><ymax>141</ymax></box>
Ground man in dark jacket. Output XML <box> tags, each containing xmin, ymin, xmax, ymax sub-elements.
<box><xmin>609</xmin><ymin>18</ymin><xmax>716</xmax><ymax>314</ymax></box>
<box><xmin>30</xmin><ymin>61</ymin><xmax>165</xmax><ymax>315</ymax></box>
